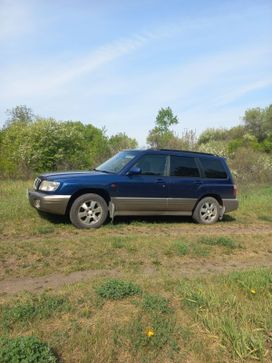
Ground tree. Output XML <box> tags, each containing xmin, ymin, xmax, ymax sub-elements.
<box><xmin>5</xmin><ymin>105</ymin><xmax>34</xmax><ymax>126</ymax></box>
<box><xmin>155</xmin><ymin>107</ymin><xmax>178</xmax><ymax>132</ymax></box>
<box><xmin>147</xmin><ymin>107</ymin><xmax>179</xmax><ymax>148</ymax></box>
<box><xmin>108</xmin><ymin>133</ymin><xmax>138</xmax><ymax>154</ymax></box>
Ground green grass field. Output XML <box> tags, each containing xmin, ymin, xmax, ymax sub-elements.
<box><xmin>0</xmin><ymin>181</ymin><xmax>272</xmax><ymax>362</ymax></box>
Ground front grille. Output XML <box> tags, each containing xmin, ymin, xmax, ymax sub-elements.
<box><xmin>33</xmin><ymin>177</ymin><xmax>41</xmax><ymax>190</ymax></box>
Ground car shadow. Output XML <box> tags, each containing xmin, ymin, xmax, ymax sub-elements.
<box><xmin>37</xmin><ymin>211</ymin><xmax>70</xmax><ymax>225</ymax></box>
<box><xmin>221</xmin><ymin>214</ymin><xmax>236</xmax><ymax>223</ymax></box>
<box><xmin>111</xmin><ymin>215</ymin><xmax>194</xmax><ymax>225</ymax></box>
<box><xmin>38</xmin><ymin>211</ymin><xmax>236</xmax><ymax>227</ymax></box>
<box><xmin>111</xmin><ymin>214</ymin><xmax>236</xmax><ymax>226</ymax></box>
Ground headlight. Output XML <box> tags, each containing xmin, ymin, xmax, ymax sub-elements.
<box><xmin>39</xmin><ymin>180</ymin><xmax>60</xmax><ymax>192</ymax></box>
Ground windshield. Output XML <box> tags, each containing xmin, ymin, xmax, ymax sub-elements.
<box><xmin>95</xmin><ymin>151</ymin><xmax>138</xmax><ymax>174</ymax></box>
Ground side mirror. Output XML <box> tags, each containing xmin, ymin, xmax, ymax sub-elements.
<box><xmin>127</xmin><ymin>166</ymin><xmax>141</xmax><ymax>176</ymax></box>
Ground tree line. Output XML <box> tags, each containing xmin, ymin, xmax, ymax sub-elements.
<box><xmin>0</xmin><ymin>104</ymin><xmax>271</xmax><ymax>182</ymax></box>
<box><xmin>0</xmin><ymin>106</ymin><xmax>137</xmax><ymax>178</ymax></box>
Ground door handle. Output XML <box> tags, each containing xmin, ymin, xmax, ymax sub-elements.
<box><xmin>156</xmin><ymin>179</ymin><xmax>166</xmax><ymax>188</ymax></box>
<box><xmin>193</xmin><ymin>180</ymin><xmax>203</xmax><ymax>184</ymax></box>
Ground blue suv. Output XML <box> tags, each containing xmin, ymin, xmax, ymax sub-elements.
<box><xmin>28</xmin><ymin>149</ymin><xmax>238</xmax><ymax>228</ymax></box>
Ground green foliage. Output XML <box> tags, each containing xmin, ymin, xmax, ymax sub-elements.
<box><xmin>0</xmin><ymin>106</ymin><xmax>139</xmax><ymax>178</ymax></box>
<box><xmin>198</xmin><ymin>140</ymin><xmax>230</xmax><ymax>158</ymax></box>
<box><xmin>128</xmin><ymin>313</ymin><xmax>177</xmax><ymax>351</ymax></box>
<box><xmin>198</xmin><ymin>105</ymin><xmax>272</xmax><ymax>162</ymax></box>
<box><xmin>244</xmin><ymin>107</ymin><xmax>265</xmax><ymax>142</ymax></box>
<box><xmin>6</xmin><ymin>105</ymin><xmax>34</xmax><ymax>126</ymax></box>
<box><xmin>1</xmin><ymin>103</ymin><xmax>272</xmax><ymax>181</ymax></box>
<box><xmin>0</xmin><ymin>336</ymin><xmax>57</xmax><ymax>363</ymax></box>
<box><xmin>0</xmin><ymin>116</ymin><xmax>110</xmax><ymax>177</ymax></box>
<box><xmin>108</xmin><ymin>132</ymin><xmax>138</xmax><ymax>154</ymax></box>
<box><xmin>199</xmin><ymin>236</ymin><xmax>238</xmax><ymax>249</ymax></box>
<box><xmin>226</xmin><ymin>268</ymin><xmax>272</xmax><ymax>291</ymax></box>
<box><xmin>198</xmin><ymin>128</ymin><xmax>229</xmax><ymax>144</ymax></box>
<box><xmin>95</xmin><ymin>279</ymin><xmax>142</xmax><ymax>300</ymax></box>
<box><xmin>172</xmin><ymin>241</ymin><xmax>189</xmax><ymax>256</ymax></box>
<box><xmin>147</xmin><ymin>107</ymin><xmax>181</xmax><ymax>148</ymax></box>
<box><xmin>142</xmin><ymin>294</ymin><xmax>172</xmax><ymax>314</ymax></box>
<box><xmin>230</xmin><ymin>147</ymin><xmax>272</xmax><ymax>183</ymax></box>
<box><xmin>1</xmin><ymin>294</ymin><xmax>70</xmax><ymax>330</ymax></box>
<box><xmin>155</xmin><ymin>107</ymin><xmax>178</xmax><ymax>132</ymax></box>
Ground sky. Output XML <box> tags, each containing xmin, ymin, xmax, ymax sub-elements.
<box><xmin>0</xmin><ymin>0</ymin><xmax>271</xmax><ymax>145</ymax></box>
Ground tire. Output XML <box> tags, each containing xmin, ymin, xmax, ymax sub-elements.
<box><xmin>193</xmin><ymin>196</ymin><xmax>220</xmax><ymax>225</ymax></box>
<box><xmin>69</xmin><ymin>193</ymin><xmax>108</xmax><ymax>229</ymax></box>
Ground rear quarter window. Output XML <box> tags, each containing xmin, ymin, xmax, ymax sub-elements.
<box><xmin>170</xmin><ymin>156</ymin><xmax>200</xmax><ymax>177</ymax></box>
<box><xmin>199</xmin><ymin>157</ymin><xmax>228</xmax><ymax>179</ymax></box>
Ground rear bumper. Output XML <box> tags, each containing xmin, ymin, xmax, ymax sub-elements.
<box><xmin>28</xmin><ymin>190</ymin><xmax>71</xmax><ymax>215</ymax></box>
<box><xmin>223</xmin><ymin>198</ymin><xmax>239</xmax><ymax>213</ymax></box>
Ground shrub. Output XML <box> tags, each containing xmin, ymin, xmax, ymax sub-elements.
<box><xmin>198</xmin><ymin>140</ymin><xmax>230</xmax><ymax>158</ymax></box>
<box><xmin>0</xmin><ymin>336</ymin><xmax>57</xmax><ymax>363</ymax></box>
<box><xmin>229</xmin><ymin>147</ymin><xmax>272</xmax><ymax>184</ymax></box>
<box><xmin>95</xmin><ymin>279</ymin><xmax>141</xmax><ymax>300</ymax></box>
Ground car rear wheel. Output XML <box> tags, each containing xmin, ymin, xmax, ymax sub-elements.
<box><xmin>193</xmin><ymin>196</ymin><xmax>220</xmax><ymax>224</ymax></box>
<box><xmin>69</xmin><ymin>193</ymin><xmax>108</xmax><ymax>228</ymax></box>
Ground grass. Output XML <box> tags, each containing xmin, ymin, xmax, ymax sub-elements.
<box><xmin>232</xmin><ymin>184</ymin><xmax>272</xmax><ymax>223</ymax></box>
<box><xmin>1</xmin><ymin>293</ymin><xmax>70</xmax><ymax>331</ymax></box>
<box><xmin>199</xmin><ymin>236</ymin><xmax>239</xmax><ymax>249</ymax></box>
<box><xmin>0</xmin><ymin>181</ymin><xmax>271</xmax><ymax>362</ymax></box>
<box><xmin>178</xmin><ymin>269</ymin><xmax>272</xmax><ymax>361</ymax></box>
<box><xmin>0</xmin><ymin>269</ymin><xmax>270</xmax><ymax>362</ymax></box>
<box><xmin>95</xmin><ymin>279</ymin><xmax>142</xmax><ymax>300</ymax></box>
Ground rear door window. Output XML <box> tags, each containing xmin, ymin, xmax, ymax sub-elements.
<box><xmin>199</xmin><ymin>157</ymin><xmax>227</xmax><ymax>179</ymax></box>
<box><xmin>170</xmin><ymin>156</ymin><xmax>200</xmax><ymax>177</ymax></box>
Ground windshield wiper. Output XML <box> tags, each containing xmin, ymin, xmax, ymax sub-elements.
<box><xmin>93</xmin><ymin>168</ymin><xmax>115</xmax><ymax>174</ymax></box>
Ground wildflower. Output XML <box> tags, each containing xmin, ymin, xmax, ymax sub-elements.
<box><xmin>146</xmin><ymin>328</ymin><xmax>155</xmax><ymax>337</ymax></box>
<box><xmin>250</xmin><ymin>288</ymin><xmax>256</xmax><ymax>294</ymax></box>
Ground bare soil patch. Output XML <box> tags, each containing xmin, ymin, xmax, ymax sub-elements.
<box><xmin>1</xmin><ymin>251</ymin><xmax>271</xmax><ymax>295</ymax></box>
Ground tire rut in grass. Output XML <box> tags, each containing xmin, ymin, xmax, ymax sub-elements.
<box><xmin>1</xmin><ymin>254</ymin><xmax>272</xmax><ymax>295</ymax></box>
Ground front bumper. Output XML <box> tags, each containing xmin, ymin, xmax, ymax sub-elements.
<box><xmin>223</xmin><ymin>198</ymin><xmax>239</xmax><ymax>213</ymax></box>
<box><xmin>28</xmin><ymin>190</ymin><xmax>71</xmax><ymax>215</ymax></box>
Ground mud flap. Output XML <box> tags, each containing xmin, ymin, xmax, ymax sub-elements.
<box><xmin>219</xmin><ymin>205</ymin><xmax>225</xmax><ymax>221</ymax></box>
<box><xmin>109</xmin><ymin>201</ymin><xmax>115</xmax><ymax>223</ymax></box>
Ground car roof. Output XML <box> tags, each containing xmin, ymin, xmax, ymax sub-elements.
<box><xmin>125</xmin><ymin>148</ymin><xmax>218</xmax><ymax>158</ymax></box>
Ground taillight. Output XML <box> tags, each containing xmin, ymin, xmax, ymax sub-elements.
<box><xmin>233</xmin><ymin>185</ymin><xmax>237</xmax><ymax>198</ymax></box>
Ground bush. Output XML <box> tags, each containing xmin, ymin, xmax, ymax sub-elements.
<box><xmin>95</xmin><ymin>279</ymin><xmax>141</xmax><ymax>300</ymax></box>
<box><xmin>229</xmin><ymin>147</ymin><xmax>272</xmax><ymax>184</ymax></box>
<box><xmin>198</xmin><ymin>140</ymin><xmax>230</xmax><ymax>158</ymax></box>
<box><xmin>0</xmin><ymin>336</ymin><xmax>57</xmax><ymax>363</ymax></box>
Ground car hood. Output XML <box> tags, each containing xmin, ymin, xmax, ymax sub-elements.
<box><xmin>40</xmin><ymin>170</ymin><xmax>111</xmax><ymax>180</ymax></box>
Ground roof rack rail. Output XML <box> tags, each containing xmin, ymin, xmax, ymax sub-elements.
<box><xmin>148</xmin><ymin>148</ymin><xmax>215</xmax><ymax>156</ymax></box>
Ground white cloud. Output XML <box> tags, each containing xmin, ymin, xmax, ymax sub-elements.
<box><xmin>0</xmin><ymin>31</ymin><xmax>155</xmax><ymax>98</ymax></box>
<box><xmin>211</xmin><ymin>79</ymin><xmax>272</xmax><ymax>107</ymax></box>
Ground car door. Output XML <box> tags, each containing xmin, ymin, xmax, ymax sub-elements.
<box><xmin>166</xmin><ymin>155</ymin><xmax>202</xmax><ymax>212</ymax></box>
<box><xmin>112</xmin><ymin>154</ymin><xmax>168</xmax><ymax>213</ymax></box>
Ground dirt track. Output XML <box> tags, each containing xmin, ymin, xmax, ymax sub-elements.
<box><xmin>1</xmin><ymin>249</ymin><xmax>271</xmax><ymax>295</ymax></box>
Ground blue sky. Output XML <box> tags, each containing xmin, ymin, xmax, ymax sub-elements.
<box><xmin>0</xmin><ymin>0</ymin><xmax>271</xmax><ymax>145</ymax></box>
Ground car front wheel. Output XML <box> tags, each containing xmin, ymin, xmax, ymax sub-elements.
<box><xmin>69</xmin><ymin>193</ymin><xmax>108</xmax><ymax>228</ymax></box>
<box><xmin>193</xmin><ymin>196</ymin><xmax>220</xmax><ymax>224</ymax></box>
